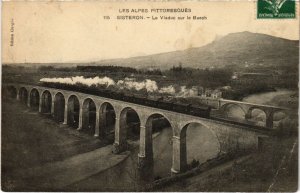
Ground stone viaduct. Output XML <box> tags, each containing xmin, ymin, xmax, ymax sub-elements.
<box><xmin>191</xmin><ymin>97</ymin><xmax>290</xmax><ymax>129</ymax></box>
<box><xmin>3</xmin><ymin>83</ymin><xmax>275</xmax><ymax>174</ymax></box>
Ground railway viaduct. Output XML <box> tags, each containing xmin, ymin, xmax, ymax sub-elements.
<box><xmin>189</xmin><ymin>96</ymin><xmax>291</xmax><ymax>129</ymax></box>
<box><xmin>218</xmin><ymin>99</ymin><xmax>290</xmax><ymax>128</ymax></box>
<box><xmin>3</xmin><ymin>83</ymin><xmax>287</xmax><ymax>174</ymax></box>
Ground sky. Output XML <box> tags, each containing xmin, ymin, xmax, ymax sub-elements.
<box><xmin>2</xmin><ymin>1</ymin><xmax>299</xmax><ymax>64</ymax></box>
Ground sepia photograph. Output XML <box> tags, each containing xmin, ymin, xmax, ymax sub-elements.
<box><xmin>1</xmin><ymin>0</ymin><xmax>299</xmax><ymax>192</ymax></box>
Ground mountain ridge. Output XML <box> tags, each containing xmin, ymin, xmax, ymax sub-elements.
<box><xmin>91</xmin><ymin>31</ymin><xmax>299</xmax><ymax>70</ymax></box>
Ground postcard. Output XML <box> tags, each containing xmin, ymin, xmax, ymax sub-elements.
<box><xmin>2</xmin><ymin>0</ymin><xmax>299</xmax><ymax>192</ymax></box>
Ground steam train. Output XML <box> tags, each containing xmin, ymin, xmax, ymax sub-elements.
<box><xmin>39</xmin><ymin>82</ymin><xmax>211</xmax><ymax>118</ymax></box>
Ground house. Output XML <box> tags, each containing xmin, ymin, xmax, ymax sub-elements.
<box><xmin>211</xmin><ymin>89</ymin><xmax>222</xmax><ymax>99</ymax></box>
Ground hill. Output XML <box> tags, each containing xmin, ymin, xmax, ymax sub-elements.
<box><xmin>93</xmin><ymin>31</ymin><xmax>299</xmax><ymax>70</ymax></box>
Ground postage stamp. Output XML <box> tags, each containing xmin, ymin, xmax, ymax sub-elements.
<box><xmin>257</xmin><ymin>0</ymin><xmax>296</xmax><ymax>18</ymax></box>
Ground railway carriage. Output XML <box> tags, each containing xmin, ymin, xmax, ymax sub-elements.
<box><xmin>39</xmin><ymin>82</ymin><xmax>211</xmax><ymax>119</ymax></box>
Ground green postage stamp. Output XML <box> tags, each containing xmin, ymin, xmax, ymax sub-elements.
<box><xmin>257</xmin><ymin>0</ymin><xmax>296</xmax><ymax>18</ymax></box>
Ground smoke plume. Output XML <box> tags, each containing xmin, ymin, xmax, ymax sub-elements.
<box><xmin>40</xmin><ymin>76</ymin><xmax>200</xmax><ymax>96</ymax></box>
<box><xmin>117</xmin><ymin>78</ymin><xmax>158</xmax><ymax>92</ymax></box>
<box><xmin>159</xmin><ymin>85</ymin><xmax>176</xmax><ymax>95</ymax></box>
<box><xmin>40</xmin><ymin>76</ymin><xmax>115</xmax><ymax>87</ymax></box>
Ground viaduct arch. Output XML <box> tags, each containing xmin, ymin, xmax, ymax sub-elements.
<box><xmin>67</xmin><ymin>95</ymin><xmax>80</xmax><ymax>129</ymax></box>
<box><xmin>219</xmin><ymin>100</ymin><xmax>289</xmax><ymax>129</ymax></box>
<box><xmin>98</xmin><ymin>102</ymin><xmax>116</xmax><ymax>139</ymax></box>
<box><xmin>29</xmin><ymin>88</ymin><xmax>40</xmax><ymax>110</ymax></box>
<box><xmin>41</xmin><ymin>90</ymin><xmax>52</xmax><ymax>114</ymax></box>
<box><xmin>54</xmin><ymin>92</ymin><xmax>65</xmax><ymax>123</ymax></box>
<box><xmin>82</xmin><ymin>98</ymin><xmax>97</xmax><ymax>135</ymax></box>
<box><xmin>19</xmin><ymin>87</ymin><xmax>28</xmax><ymax>104</ymax></box>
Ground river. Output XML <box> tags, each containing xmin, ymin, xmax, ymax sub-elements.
<box><xmin>242</xmin><ymin>89</ymin><xmax>295</xmax><ymax>106</ymax></box>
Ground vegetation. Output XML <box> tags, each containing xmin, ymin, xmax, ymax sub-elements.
<box><xmin>76</xmin><ymin>65</ymin><xmax>138</xmax><ymax>73</ymax></box>
<box><xmin>167</xmin><ymin>64</ymin><xmax>233</xmax><ymax>88</ymax></box>
<box><xmin>3</xmin><ymin>63</ymin><xmax>297</xmax><ymax>101</ymax></box>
